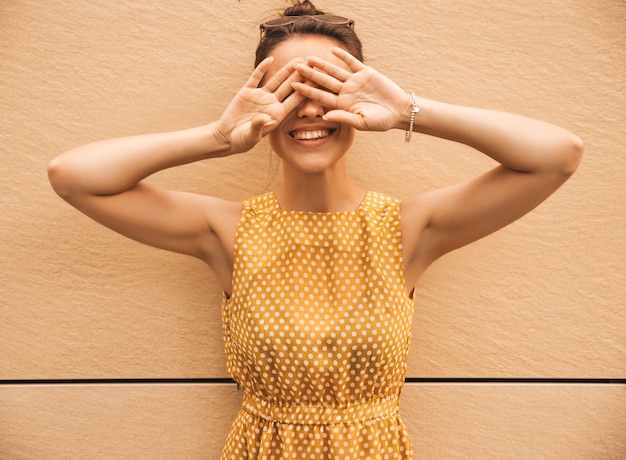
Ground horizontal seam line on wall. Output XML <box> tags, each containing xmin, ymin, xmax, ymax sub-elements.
<box><xmin>0</xmin><ymin>378</ymin><xmax>624</xmax><ymax>386</ymax></box>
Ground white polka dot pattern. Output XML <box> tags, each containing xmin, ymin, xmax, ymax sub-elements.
<box><xmin>221</xmin><ymin>191</ymin><xmax>414</xmax><ymax>459</ymax></box>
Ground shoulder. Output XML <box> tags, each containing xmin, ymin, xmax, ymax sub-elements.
<box><xmin>193</xmin><ymin>194</ymin><xmax>243</xmax><ymax>266</ymax></box>
<box><xmin>368</xmin><ymin>190</ymin><xmax>399</xmax><ymax>207</ymax></box>
<box><xmin>172</xmin><ymin>191</ymin><xmax>243</xmax><ymax>230</ymax></box>
<box><xmin>399</xmin><ymin>193</ymin><xmax>433</xmax><ymax>226</ymax></box>
<box><xmin>205</xmin><ymin>194</ymin><xmax>244</xmax><ymax>221</ymax></box>
<box><xmin>399</xmin><ymin>192</ymin><xmax>440</xmax><ymax>244</ymax></box>
<box><xmin>399</xmin><ymin>191</ymin><xmax>445</xmax><ymax>282</ymax></box>
<box><xmin>241</xmin><ymin>192</ymin><xmax>275</xmax><ymax>213</ymax></box>
<box><xmin>362</xmin><ymin>190</ymin><xmax>401</xmax><ymax>216</ymax></box>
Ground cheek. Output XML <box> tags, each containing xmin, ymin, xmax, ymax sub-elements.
<box><xmin>267</xmin><ymin>111</ymin><xmax>297</xmax><ymax>155</ymax></box>
<box><xmin>337</xmin><ymin>126</ymin><xmax>356</xmax><ymax>150</ymax></box>
<box><xmin>268</xmin><ymin>130</ymin><xmax>286</xmax><ymax>157</ymax></box>
<box><xmin>343</xmin><ymin>127</ymin><xmax>356</xmax><ymax>143</ymax></box>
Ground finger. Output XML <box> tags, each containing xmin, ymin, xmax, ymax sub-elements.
<box><xmin>261</xmin><ymin>119</ymin><xmax>279</xmax><ymax>137</ymax></box>
<box><xmin>291</xmin><ymin>82</ymin><xmax>339</xmax><ymax>108</ymax></box>
<box><xmin>323</xmin><ymin>109</ymin><xmax>365</xmax><ymax>130</ymax></box>
<box><xmin>245</xmin><ymin>57</ymin><xmax>274</xmax><ymax>88</ymax></box>
<box><xmin>248</xmin><ymin>114</ymin><xmax>272</xmax><ymax>143</ymax></box>
<box><xmin>263</xmin><ymin>57</ymin><xmax>304</xmax><ymax>93</ymax></box>
<box><xmin>274</xmin><ymin>69</ymin><xmax>304</xmax><ymax>102</ymax></box>
<box><xmin>330</xmin><ymin>47</ymin><xmax>365</xmax><ymax>73</ymax></box>
<box><xmin>280</xmin><ymin>89</ymin><xmax>307</xmax><ymax>115</ymax></box>
<box><xmin>295</xmin><ymin>63</ymin><xmax>344</xmax><ymax>94</ymax></box>
<box><xmin>301</xmin><ymin>57</ymin><xmax>352</xmax><ymax>83</ymax></box>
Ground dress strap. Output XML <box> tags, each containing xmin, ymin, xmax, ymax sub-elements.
<box><xmin>241</xmin><ymin>393</ymin><xmax>400</xmax><ymax>425</ymax></box>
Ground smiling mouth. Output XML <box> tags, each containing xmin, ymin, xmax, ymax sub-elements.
<box><xmin>289</xmin><ymin>129</ymin><xmax>336</xmax><ymax>140</ymax></box>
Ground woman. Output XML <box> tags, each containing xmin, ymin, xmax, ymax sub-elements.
<box><xmin>47</xmin><ymin>1</ymin><xmax>583</xmax><ymax>458</ymax></box>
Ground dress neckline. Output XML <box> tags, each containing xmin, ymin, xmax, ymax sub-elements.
<box><xmin>269</xmin><ymin>191</ymin><xmax>371</xmax><ymax>215</ymax></box>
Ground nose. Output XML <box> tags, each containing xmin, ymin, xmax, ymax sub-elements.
<box><xmin>296</xmin><ymin>98</ymin><xmax>325</xmax><ymax>119</ymax></box>
<box><xmin>296</xmin><ymin>80</ymin><xmax>326</xmax><ymax>119</ymax></box>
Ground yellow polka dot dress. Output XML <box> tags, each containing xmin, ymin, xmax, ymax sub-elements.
<box><xmin>221</xmin><ymin>191</ymin><xmax>414</xmax><ymax>459</ymax></box>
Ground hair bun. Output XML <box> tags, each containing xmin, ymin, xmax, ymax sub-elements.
<box><xmin>283</xmin><ymin>0</ymin><xmax>325</xmax><ymax>17</ymax></box>
<box><xmin>255</xmin><ymin>0</ymin><xmax>363</xmax><ymax>67</ymax></box>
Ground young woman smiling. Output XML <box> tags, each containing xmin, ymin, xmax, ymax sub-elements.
<box><xmin>48</xmin><ymin>1</ymin><xmax>583</xmax><ymax>458</ymax></box>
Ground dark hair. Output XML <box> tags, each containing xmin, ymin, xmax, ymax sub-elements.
<box><xmin>254</xmin><ymin>0</ymin><xmax>363</xmax><ymax>67</ymax></box>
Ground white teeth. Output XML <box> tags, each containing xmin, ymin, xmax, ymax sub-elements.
<box><xmin>291</xmin><ymin>129</ymin><xmax>330</xmax><ymax>140</ymax></box>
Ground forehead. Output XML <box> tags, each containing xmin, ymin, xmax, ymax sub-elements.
<box><xmin>266</xmin><ymin>35</ymin><xmax>350</xmax><ymax>75</ymax></box>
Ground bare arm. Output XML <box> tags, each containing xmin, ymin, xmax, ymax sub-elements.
<box><xmin>400</xmin><ymin>98</ymin><xmax>583</xmax><ymax>282</ymax></box>
<box><xmin>293</xmin><ymin>48</ymin><xmax>584</xmax><ymax>285</ymax></box>
<box><xmin>47</xmin><ymin>57</ymin><xmax>305</xmax><ymax>285</ymax></box>
<box><xmin>47</xmin><ymin>123</ymin><xmax>237</xmax><ymax>260</ymax></box>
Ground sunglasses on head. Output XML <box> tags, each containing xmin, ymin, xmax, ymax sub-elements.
<box><xmin>260</xmin><ymin>14</ymin><xmax>355</xmax><ymax>39</ymax></box>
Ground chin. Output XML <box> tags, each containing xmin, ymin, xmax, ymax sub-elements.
<box><xmin>285</xmin><ymin>155</ymin><xmax>341</xmax><ymax>175</ymax></box>
<box><xmin>270</xmin><ymin>137</ymin><xmax>354</xmax><ymax>176</ymax></box>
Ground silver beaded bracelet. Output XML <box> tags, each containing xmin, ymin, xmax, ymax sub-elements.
<box><xmin>405</xmin><ymin>92</ymin><xmax>420</xmax><ymax>143</ymax></box>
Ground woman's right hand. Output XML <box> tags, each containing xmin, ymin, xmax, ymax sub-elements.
<box><xmin>216</xmin><ymin>57</ymin><xmax>306</xmax><ymax>154</ymax></box>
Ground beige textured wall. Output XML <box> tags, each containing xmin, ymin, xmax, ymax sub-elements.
<box><xmin>1</xmin><ymin>0</ymin><xmax>624</xmax><ymax>458</ymax></box>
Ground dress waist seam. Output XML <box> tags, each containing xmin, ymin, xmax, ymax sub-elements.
<box><xmin>241</xmin><ymin>393</ymin><xmax>400</xmax><ymax>425</ymax></box>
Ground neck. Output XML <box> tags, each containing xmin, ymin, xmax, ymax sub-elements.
<box><xmin>275</xmin><ymin>170</ymin><xmax>365</xmax><ymax>213</ymax></box>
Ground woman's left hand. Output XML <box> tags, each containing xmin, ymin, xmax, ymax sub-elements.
<box><xmin>292</xmin><ymin>47</ymin><xmax>411</xmax><ymax>132</ymax></box>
